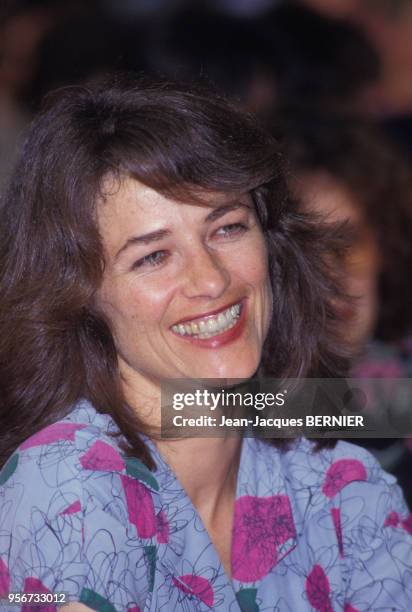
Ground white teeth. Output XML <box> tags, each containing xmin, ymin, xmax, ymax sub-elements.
<box><xmin>172</xmin><ymin>302</ymin><xmax>242</xmax><ymax>338</ymax></box>
<box><xmin>231</xmin><ymin>304</ymin><xmax>240</xmax><ymax>317</ymax></box>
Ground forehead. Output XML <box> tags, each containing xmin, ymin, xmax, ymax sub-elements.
<box><xmin>98</xmin><ymin>176</ymin><xmax>248</xmax><ymax>221</ymax></box>
<box><xmin>99</xmin><ymin>177</ymin><xmax>170</xmax><ymax>220</ymax></box>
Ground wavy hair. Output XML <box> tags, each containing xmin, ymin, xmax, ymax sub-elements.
<box><xmin>0</xmin><ymin>75</ymin><xmax>348</xmax><ymax>468</ymax></box>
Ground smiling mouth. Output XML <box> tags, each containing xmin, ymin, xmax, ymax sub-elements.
<box><xmin>171</xmin><ymin>302</ymin><xmax>242</xmax><ymax>339</ymax></box>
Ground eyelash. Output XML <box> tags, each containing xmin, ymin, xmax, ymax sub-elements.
<box><xmin>132</xmin><ymin>250</ymin><xmax>168</xmax><ymax>270</ymax></box>
<box><xmin>215</xmin><ymin>222</ymin><xmax>249</xmax><ymax>238</ymax></box>
<box><xmin>132</xmin><ymin>223</ymin><xmax>249</xmax><ymax>270</ymax></box>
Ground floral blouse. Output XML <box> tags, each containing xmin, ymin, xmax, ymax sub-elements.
<box><xmin>0</xmin><ymin>400</ymin><xmax>411</xmax><ymax>611</ymax></box>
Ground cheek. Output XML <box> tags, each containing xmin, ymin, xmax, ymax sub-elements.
<box><xmin>234</xmin><ymin>238</ymin><xmax>272</xmax><ymax>322</ymax></box>
<box><xmin>236</xmin><ymin>236</ymin><xmax>270</xmax><ymax>289</ymax></box>
<box><xmin>105</xmin><ymin>280</ymin><xmax>175</xmax><ymax>339</ymax></box>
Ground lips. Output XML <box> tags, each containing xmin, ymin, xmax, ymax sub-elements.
<box><xmin>170</xmin><ymin>300</ymin><xmax>247</xmax><ymax>348</ymax></box>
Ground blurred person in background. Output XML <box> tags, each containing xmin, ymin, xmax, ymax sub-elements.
<box><xmin>257</xmin><ymin>2</ymin><xmax>380</xmax><ymax>119</ymax></box>
<box><xmin>277</xmin><ymin>116</ymin><xmax>412</xmax><ymax>505</ymax></box>
<box><xmin>0</xmin><ymin>0</ymin><xmax>149</xmax><ymax>193</ymax></box>
<box><xmin>298</xmin><ymin>0</ymin><xmax>412</xmax><ymax>156</ymax></box>
<box><xmin>22</xmin><ymin>0</ymin><xmax>147</xmax><ymax>112</ymax></box>
<box><xmin>137</xmin><ymin>3</ymin><xmax>379</xmax><ymax>124</ymax></box>
<box><xmin>0</xmin><ymin>1</ymin><xmax>57</xmax><ymax>191</ymax></box>
<box><xmin>298</xmin><ymin>0</ymin><xmax>412</xmax><ymax>116</ymax></box>
<box><xmin>260</xmin><ymin>1</ymin><xmax>412</xmax><ymax>505</ymax></box>
<box><xmin>139</xmin><ymin>6</ymin><xmax>278</xmax><ymax>118</ymax></box>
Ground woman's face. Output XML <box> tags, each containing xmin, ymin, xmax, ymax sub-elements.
<box><xmin>95</xmin><ymin>178</ymin><xmax>272</xmax><ymax>395</ymax></box>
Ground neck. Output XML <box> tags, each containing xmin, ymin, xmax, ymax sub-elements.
<box><xmin>119</xmin><ymin>359</ymin><xmax>243</xmax><ymax>519</ymax></box>
<box><xmin>155</xmin><ymin>436</ymin><xmax>242</xmax><ymax>520</ymax></box>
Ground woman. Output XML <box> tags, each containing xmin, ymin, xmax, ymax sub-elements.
<box><xmin>0</xmin><ymin>77</ymin><xmax>411</xmax><ymax>611</ymax></box>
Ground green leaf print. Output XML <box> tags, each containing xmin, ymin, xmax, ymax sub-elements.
<box><xmin>79</xmin><ymin>588</ymin><xmax>117</xmax><ymax>612</ymax></box>
<box><xmin>236</xmin><ymin>587</ymin><xmax>260</xmax><ymax>612</ymax></box>
<box><xmin>0</xmin><ymin>453</ymin><xmax>19</xmax><ymax>485</ymax></box>
<box><xmin>125</xmin><ymin>456</ymin><xmax>159</xmax><ymax>491</ymax></box>
<box><xmin>144</xmin><ymin>545</ymin><xmax>157</xmax><ymax>592</ymax></box>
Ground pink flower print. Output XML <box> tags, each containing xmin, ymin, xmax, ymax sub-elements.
<box><xmin>120</xmin><ymin>475</ymin><xmax>156</xmax><ymax>538</ymax></box>
<box><xmin>344</xmin><ymin>604</ymin><xmax>359</xmax><ymax>612</ymax></box>
<box><xmin>60</xmin><ymin>500</ymin><xmax>81</xmax><ymax>515</ymax></box>
<box><xmin>384</xmin><ymin>511</ymin><xmax>412</xmax><ymax>535</ymax></box>
<box><xmin>156</xmin><ymin>510</ymin><xmax>169</xmax><ymax>544</ymax></box>
<box><xmin>0</xmin><ymin>558</ymin><xmax>10</xmax><ymax>597</ymax></box>
<box><xmin>20</xmin><ymin>423</ymin><xmax>86</xmax><ymax>449</ymax></box>
<box><xmin>384</xmin><ymin>511</ymin><xmax>400</xmax><ymax>528</ymax></box>
<box><xmin>305</xmin><ymin>565</ymin><xmax>333</xmax><ymax>612</ymax></box>
<box><xmin>232</xmin><ymin>495</ymin><xmax>296</xmax><ymax>582</ymax></box>
<box><xmin>322</xmin><ymin>459</ymin><xmax>367</xmax><ymax>499</ymax></box>
<box><xmin>172</xmin><ymin>574</ymin><xmax>214</xmax><ymax>607</ymax></box>
<box><xmin>401</xmin><ymin>514</ymin><xmax>412</xmax><ymax>535</ymax></box>
<box><xmin>80</xmin><ymin>440</ymin><xmax>125</xmax><ymax>472</ymax></box>
<box><xmin>22</xmin><ymin>577</ymin><xmax>56</xmax><ymax>612</ymax></box>
<box><xmin>127</xmin><ymin>607</ymin><xmax>141</xmax><ymax>612</ymax></box>
<box><xmin>331</xmin><ymin>508</ymin><xmax>344</xmax><ymax>557</ymax></box>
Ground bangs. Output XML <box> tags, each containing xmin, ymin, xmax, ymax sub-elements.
<box><xmin>82</xmin><ymin>83</ymin><xmax>281</xmax><ymax>205</ymax></box>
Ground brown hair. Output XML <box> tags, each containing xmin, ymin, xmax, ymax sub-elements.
<box><xmin>0</xmin><ymin>75</ymin><xmax>347</xmax><ymax>469</ymax></box>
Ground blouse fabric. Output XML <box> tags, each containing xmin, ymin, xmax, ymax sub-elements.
<box><xmin>0</xmin><ymin>399</ymin><xmax>411</xmax><ymax>612</ymax></box>
<box><xmin>351</xmin><ymin>335</ymin><xmax>412</xmax><ymax>508</ymax></box>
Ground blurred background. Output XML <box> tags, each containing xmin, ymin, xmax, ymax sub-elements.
<box><xmin>2</xmin><ymin>0</ymin><xmax>412</xmax><ymax>504</ymax></box>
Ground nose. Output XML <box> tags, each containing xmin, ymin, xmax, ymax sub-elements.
<box><xmin>182</xmin><ymin>245</ymin><xmax>230</xmax><ymax>300</ymax></box>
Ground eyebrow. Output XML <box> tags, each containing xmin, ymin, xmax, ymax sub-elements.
<box><xmin>204</xmin><ymin>202</ymin><xmax>249</xmax><ymax>222</ymax></box>
<box><xmin>115</xmin><ymin>229</ymin><xmax>171</xmax><ymax>260</ymax></box>
<box><xmin>114</xmin><ymin>201</ymin><xmax>250</xmax><ymax>261</ymax></box>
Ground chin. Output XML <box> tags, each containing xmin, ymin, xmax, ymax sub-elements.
<box><xmin>192</xmin><ymin>359</ymin><xmax>260</xmax><ymax>384</ymax></box>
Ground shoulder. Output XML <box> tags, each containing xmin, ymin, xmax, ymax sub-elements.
<box><xmin>0</xmin><ymin>401</ymin><xmax>158</xmax><ymax>609</ymax></box>
<box><xmin>0</xmin><ymin>399</ymin><xmax>159</xmax><ymax>513</ymax></box>
<box><xmin>285</xmin><ymin>436</ymin><xmax>392</xmax><ymax>488</ymax></box>
<box><xmin>249</xmin><ymin>437</ymin><xmax>406</xmax><ymax>516</ymax></box>
<box><xmin>251</xmin><ymin>436</ymin><xmax>391</xmax><ymax>486</ymax></box>
<box><xmin>0</xmin><ymin>401</ymin><xmax>119</xmax><ymax>512</ymax></box>
<box><xmin>276</xmin><ymin>439</ymin><xmax>411</xmax><ymax>552</ymax></box>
